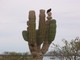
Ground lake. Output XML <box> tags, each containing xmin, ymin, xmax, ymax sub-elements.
<box><xmin>43</xmin><ymin>56</ymin><xmax>63</xmax><ymax>60</ymax></box>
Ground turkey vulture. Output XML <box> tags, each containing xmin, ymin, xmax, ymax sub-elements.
<box><xmin>47</xmin><ymin>8</ymin><xmax>51</xmax><ymax>13</ymax></box>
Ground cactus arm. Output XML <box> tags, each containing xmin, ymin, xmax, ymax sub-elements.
<box><xmin>48</xmin><ymin>19</ymin><xmax>56</xmax><ymax>44</ymax></box>
<box><xmin>28</xmin><ymin>11</ymin><xmax>36</xmax><ymax>44</ymax></box>
<box><xmin>22</xmin><ymin>30</ymin><xmax>29</xmax><ymax>41</ymax></box>
<box><xmin>37</xmin><ymin>10</ymin><xmax>46</xmax><ymax>46</ymax></box>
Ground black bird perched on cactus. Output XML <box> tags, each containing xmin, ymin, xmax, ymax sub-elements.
<box><xmin>47</xmin><ymin>8</ymin><xmax>51</xmax><ymax>13</ymax></box>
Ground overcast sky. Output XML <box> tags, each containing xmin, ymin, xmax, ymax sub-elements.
<box><xmin>0</xmin><ymin>0</ymin><xmax>80</xmax><ymax>53</ymax></box>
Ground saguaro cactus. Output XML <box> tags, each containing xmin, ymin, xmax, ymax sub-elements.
<box><xmin>22</xmin><ymin>9</ymin><xmax>57</xmax><ymax>60</ymax></box>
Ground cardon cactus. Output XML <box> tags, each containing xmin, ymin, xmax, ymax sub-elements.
<box><xmin>22</xmin><ymin>9</ymin><xmax>57</xmax><ymax>60</ymax></box>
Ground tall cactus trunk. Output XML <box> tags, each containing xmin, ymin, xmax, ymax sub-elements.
<box><xmin>22</xmin><ymin>9</ymin><xmax>57</xmax><ymax>60</ymax></box>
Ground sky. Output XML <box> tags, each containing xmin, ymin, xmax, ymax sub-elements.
<box><xmin>0</xmin><ymin>0</ymin><xmax>80</xmax><ymax>53</ymax></box>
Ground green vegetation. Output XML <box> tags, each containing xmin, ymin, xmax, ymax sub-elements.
<box><xmin>0</xmin><ymin>52</ymin><xmax>32</xmax><ymax>60</ymax></box>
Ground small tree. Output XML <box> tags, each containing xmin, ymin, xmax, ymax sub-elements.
<box><xmin>53</xmin><ymin>37</ymin><xmax>80</xmax><ymax>60</ymax></box>
<box><xmin>22</xmin><ymin>9</ymin><xmax>57</xmax><ymax>60</ymax></box>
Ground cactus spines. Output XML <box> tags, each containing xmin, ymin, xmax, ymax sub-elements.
<box><xmin>22</xmin><ymin>9</ymin><xmax>57</xmax><ymax>60</ymax></box>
